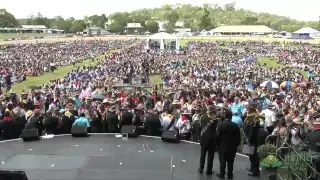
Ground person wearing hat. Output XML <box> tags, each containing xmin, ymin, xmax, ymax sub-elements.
<box><xmin>24</xmin><ymin>109</ymin><xmax>43</xmax><ymax>136</ymax></box>
<box><xmin>170</xmin><ymin>100</ymin><xmax>181</xmax><ymax>120</ymax></box>
<box><xmin>106</xmin><ymin>106</ymin><xmax>119</xmax><ymax>133</ymax></box>
<box><xmin>175</xmin><ymin>109</ymin><xmax>192</xmax><ymax>140</ymax></box>
<box><xmin>216</xmin><ymin>108</ymin><xmax>241</xmax><ymax>179</ymax></box>
<box><xmin>120</xmin><ymin>104</ymin><xmax>133</xmax><ymax>126</ymax></box>
<box><xmin>243</xmin><ymin>103</ymin><xmax>260</xmax><ymax>177</ymax></box>
<box><xmin>198</xmin><ymin>105</ymin><xmax>218</xmax><ymax>175</ymax></box>
<box><xmin>261</xmin><ymin>103</ymin><xmax>276</xmax><ymax>134</ymax></box>
<box><xmin>191</xmin><ymin>105</ymin><xmax>203</xmax><ymax>142</ymax></box>
<box><xmin>43</xmin><ymin>110</ymin><xmax>59</xmax><ymax>135</ymax></box>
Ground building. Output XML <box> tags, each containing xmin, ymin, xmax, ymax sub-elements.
<box><xmin>84</xmin><ymin>27</ymin><xmax>110</xmax><ymax>36</ymax></box>
<box><xmin>293</xmin><ymin>27</ymin><xmax>320</xmax><ymax>38</ymax></box>
<box><xmin>211</xmin><ymin>25</ymin><xmax>278</xmax><ymax>35</ymax></box>
<box><xmin>124</xmin><ymin>23</ymin><xmax>143</xmax><ymax>34</ymax></box>
<box><xmin>0</xmin><ymin>25</ymin><xmax>64</xmax><ymax>34</ymax></box>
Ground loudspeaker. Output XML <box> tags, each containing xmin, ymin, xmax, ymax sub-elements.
<box><xmin>21</xmin><ymin>129</ymin><xmax>40</xmax><ymax>141</ymax></box>
<box><xmin>123</xmin><ymin>78</ymin><xmax>129</xmax><ymax>84</ymax></box>
<box><xmin>121</xmin><ymin>125</ymin><xmax>139</xmax><ymax>137</ymax></box>
<box><xmin>0</xmin><ymin>170</ymin><xmax>29</xmax><ymax>180</ymax></box>
<box><xmin>71</xmin><ymin>126</ymin><xmax>88</xmax><ymax>137</ymax></box>
<box><xmin>141</xmin><ymin>78</ymin><xmax>146</xmax><ymax>84</ymax></box>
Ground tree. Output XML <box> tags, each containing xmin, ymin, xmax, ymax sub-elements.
<box><xmin>241</xmin><ymin>17</ymin><xmax>259</xmax><ymax>25</ymax></box>
<box><xmin>145</xmin><ymin>21</ymin><xmax>159</xmax><ymax>33</ymax></box>
<box><xmin>108</xmin><ymin>12</ymin><xmax>130</xmax><ymax>33</ymax></box>
<box><xmin>164</xmin><ymin>9</ymin><xmax>179</xmax><ymax>33</ymax></box>
<box><xmin>69</xmin><ymin>20</ymin><xmax>86</xmax><ymax>33</ymax></box>
<box><xmin>0</xmin><ymin>9</ymin><xmax>18</xmax><ymax>27</ymax></box>
<box><xmin>198</xmin><ymin>6</ymin><xmax>212</xmax><ymax>30</ymax></box>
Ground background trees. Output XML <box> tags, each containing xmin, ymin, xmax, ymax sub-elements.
<box><xmin>0</xmin><ymin>2</ymin><xmax>319</xmax><ymax>33</ymax></box>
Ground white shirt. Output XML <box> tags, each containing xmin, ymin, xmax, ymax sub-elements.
<box><xmin>261</xmin><ymin>109</ymin><xmax>276</xmax><ymax>127</ymax></box>
<box><xmin>175</xmin><ymin>118</ymin><xmax>191</xmax><ymax>134</ymax></box>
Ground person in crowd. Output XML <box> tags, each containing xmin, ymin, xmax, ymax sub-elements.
<box><xmin>243</xmin><ymin>103</ymin><xmax>260</xmax><ymax>177</ymax></box>
<box><xmin>106</xmin><ymin>106</ymin><xmax>119</xmax><ymax>133</ymax></box>
<box><xmin>216</xmin><ymin>108</ymin><xmax>241</xmax><ymax>179</ymax></box>
<box><xmin>175</xmin><ymin>109</ymin><xmax>192</xmax><ymax>140</ymax></box>
<box><xmin>198</xmin><ymin>105</ymin><xmax>218</xmax><ymax>175</ymax></box>
<box><xmin>73</xmin><ymin>113</ymin><xmax>90</xmax><ymax>130</ymax></box>
<box><xmin>43</xmin><ymin>110</ymin><xmax>59</xmax><ymax>135</ymax></box>
<box><xmin>261</xmin><ymin>104</ymin><xmax>276</xmax><ymax>134</ymax></box>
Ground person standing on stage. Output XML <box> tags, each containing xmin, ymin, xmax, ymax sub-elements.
<box><xmin>216</xmin><ymin>108</ymin><xmax>241</xmax><ymax>179</ymax></box>
<box><xmin>198</xmin><ymin>105</ymin><xmax>218</xmax><ymax>175</ymax></box>
<box><xmin>243</xmin><ymin>103</ymin><xmax>260</xmax><ymax>177</ymax></box>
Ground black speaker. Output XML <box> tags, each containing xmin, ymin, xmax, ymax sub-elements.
<box><xmin>71</xmin><ymin>126</ymin><xmax>88</xmax><ymax>137</ymax></box>
<box><xmin>123</xmin><ymin>78</ymin><xmax>129</xmax><ymax>84</ymax></box>
<box><xmin>121</xmin><ymin>125</ymin><xmax>139</xmax><ymax>137</ymax></box>
<box><xmin>21</xmin><ymin>129</ymin><xmax>40</xmax><ymax>141</ymax></box>
<box><xmin>141</xmin><ymin>78</ymin><xmax>146</xmax><ymax>84</ymax></box>
<box><xmin>0</xmin><ymin>170</ymin><xmax>29</xmax><ymax>180</ymax></box>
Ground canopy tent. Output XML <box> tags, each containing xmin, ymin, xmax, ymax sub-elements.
<box><xmin>294</xmin><ymin>27</ymin><xmax>319</xmax><ymax>34</ymax></box>
<box><xmin>146</xmin><ymin>32</ymin><xmax>179</xmax><ymax>50</ymax></box>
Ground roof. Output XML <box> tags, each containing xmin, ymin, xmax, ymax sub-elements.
<box><xmin>148</xmin><ymin>32</ymin><xmax>177</xmax><ymax>40</ymax></box>
<box><xmin>125</xmin><ymin>23</ymin><xmax>142</xmax><ymax>28</ymax></box>
<box><xmin>294</xmin><ymin>27</ymin><xmax>319</xmax><ymax>34</ymax></box>
<box><xmin>211</xmin><ymin>25</ymin><xmax>277</xmax><ymax>33</ymax></box>
<box><xmin>21</xmin><ymin>25</ymin><xmax>47</xmax><ymax>29</ymax></box>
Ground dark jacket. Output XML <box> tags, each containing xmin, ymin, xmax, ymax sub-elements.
<box><xmin>107</xmin><ymin>112</ymin><xmax>119</xmax><ymax>133</ymax></box>
<box><xmin>243</xmin><ymin>114</ymin><xmax>260</xmax><ymax>146</ymax></box>
<box><xmin>44</xmin><ymin>116</ymin><xmax>59</xmax><ymax>134</ymax></box>
<box><xmin>304</xmin><ymin>131</ymin><xmax>320</xmax><ymax>152</ymax></box>
<box><xmin>145</xmin><ymin>113</ymin><xmax>162</xmax><ymax>136</ymax></box>
<box><xmin>216</xmin><ymin>120</ymin><xmax>241</xmax><ymax>153</ymax></box>
<box><xmin>200</xmin><ymin>114</ymin><xmax>218</xmax><ymax>146</ymax></box>
<box><xmin>121</xmin><ymin>111</ymin><xmax>133</xmax><ymax>126</ymax></box>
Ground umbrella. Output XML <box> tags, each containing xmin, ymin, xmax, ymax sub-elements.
<box><xmin>280</xmin><ymin>81</ymin><xmax>296</xmax><ymax>88</ymax></box>
<box><xmin>92</xmin><ymin>94</ymin><xmax>105</xmax><ymax>100</ymax></box>
<box><xmin>260</xmin><ymin>81</ymin><xmax>279</xmax><ymax>89</ymax></box>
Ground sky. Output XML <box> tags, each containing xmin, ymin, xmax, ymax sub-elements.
<box><xmin>1</xmin><ymin>0</ymin><xmax>319</xmax><ymax>21</ymax></box>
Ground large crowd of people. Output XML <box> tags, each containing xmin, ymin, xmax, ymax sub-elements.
<box><xmin>0</xmin><ymin>38</ymin><xmax>320</xmax><ymax>179</ymax></box>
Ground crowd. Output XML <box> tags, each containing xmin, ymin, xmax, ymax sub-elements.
<box><xmin>0</xmin><ymin>39</ymin><xmax>320</xmax><ymax>179</ymax></box>
<box><xmin>0</xmin><ymin>39</ymin><xmax>135</xmax><ymax>85</ymax></box>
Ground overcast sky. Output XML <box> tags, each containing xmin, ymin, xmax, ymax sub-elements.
<box><xmin>1</xmin><ymin>0</ymin><xmax>319</xmax><ymax>21</ymax></box>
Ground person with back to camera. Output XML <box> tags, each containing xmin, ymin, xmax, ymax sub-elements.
<box><xmin>198</xmin><ymin>105</ymin><xmax>218</xmax><ymax>175</ymax></box>
<box><xmin>216</xmin><ymin>107</ymin><xmax>241</xmax><ymax>179</ymax></box>
<box><xmin>243</xmin><ymin>103</ymin><xmax>260</xmax><ymax>177</ymax></box>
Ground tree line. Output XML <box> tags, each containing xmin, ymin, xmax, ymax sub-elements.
<box><xmin>1</xmin><ymin>3</ymin><xmax>319</xmax><ymax>33</ymax></box>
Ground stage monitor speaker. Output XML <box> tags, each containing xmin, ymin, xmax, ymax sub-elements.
<box><xmin>121</xmin><ymin>125</ymin><xmax>139</xmax><ymax>137</ymax></box>
<box><xmin>0</xmin><ymin>170</ymin><xmax>29</xmax><ymax>180</ymax></box>
<box><xmin>141</xmin><ymin>78</ymin><xmax>146</xmax><ymax>84</ymax></box>
<box><xmin>123</xmin><ymin>78</ymin><xmax>129</xmax><ymax>84</ymax></box>
<box><xmin>21</xmin><ymin>129</ymin><xmax>40</xmax><ymax>142</ymax></box>
<box><xmin>71</xmin><ymin>126</ymin><xmax>88</xmax><ymax>137</ymax></box>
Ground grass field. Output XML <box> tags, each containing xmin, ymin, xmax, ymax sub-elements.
<box><xmin>0</xmin><ymin>33</ymin><xmax>64</xmax><ymax>40</ymax></box>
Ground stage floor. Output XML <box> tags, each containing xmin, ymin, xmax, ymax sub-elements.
<box><xmin>0</xmin><ymin>134</ymin><xmax>263</xmax><ymax>180</ymax></box>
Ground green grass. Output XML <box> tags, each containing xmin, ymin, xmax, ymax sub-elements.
<box><xmin>0</xmin><ymin>33</ymin><xmax>63</xmax><ymax>40</ymax></box>
<box><xmin>11</xmin><ymin>59</ymin><xmax>98</xmax><ymax>94</ymax></box>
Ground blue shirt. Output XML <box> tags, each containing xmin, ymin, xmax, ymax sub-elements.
<box><xmin>232</xmin><ymin>116</ymin><xmax>243</xmax><ymax>128</ymax></box>
<box><xmin>231</xmin><ymin>102</ymin><xmax>244</xmax><ymax>116</ymax></box>
<box><xmin>73</xmin><ymin>97</ymin><xmax>81</xmax><ymax>110</ymax></box>
<box><xmin>73</xmin><ymin>117</ymin><xmax>90</xmax><ymax>128</ymax></box>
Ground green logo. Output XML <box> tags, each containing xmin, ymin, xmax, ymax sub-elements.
<box><xmin>260</xmin><ymin>155</ymin><xmax>282</xmax><ymax>168</ymax></box>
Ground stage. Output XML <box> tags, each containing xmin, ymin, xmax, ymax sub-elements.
<box><xmin>0</xmin><ymin>134</ymin><xmax>263</xmax><ymax>180</ymax></box>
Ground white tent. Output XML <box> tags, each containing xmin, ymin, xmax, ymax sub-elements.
<box><xmin>146</xmin><ymin>32</ymin><xmax>179</xmax><ymax>50</ymax></box>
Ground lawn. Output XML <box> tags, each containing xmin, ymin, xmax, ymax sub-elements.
<box><xmin>0</xmin><ymin>33</ymin><xmax>64</xmax><ymax>40</ymax></box>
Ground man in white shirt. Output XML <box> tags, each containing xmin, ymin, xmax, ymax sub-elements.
<box><xmin>261</xmin><ymin>104</ymin><xmax>276</xmax><ymax>134</ymax></box>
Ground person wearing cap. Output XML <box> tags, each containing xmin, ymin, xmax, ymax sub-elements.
<box><xmin>243</xmin><ymin>103</ymin><xmax>260</xmax><ymax>177</ymax></box>
<box><xmin>175</xmin><ymin>109</ymin><xmax>192</xmax><ymax>140</ymax></box>
<box><xmin>198</xmin><ymin>105</ymin><xmax>218</xmax><ymax>175</ymax></box>
<box><xmin>25</xmin><ymin>109</ymin><xmax>43</xmax><ymax>136</ymax></box>
<box><xmin>216</xmin><ymin>108</ymin><xmax>240</xmax><ymax>179</ymax></box>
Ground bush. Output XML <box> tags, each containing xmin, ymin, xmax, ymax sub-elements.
<box><xmin>257</xmin><ymin>144</ymin><xmax>277</xmax><ymax>160</ymax></box>
<box><xmin>284</xmin><ymin>151</ymin><xmax>312</xmax><ymax>179</ymax></box>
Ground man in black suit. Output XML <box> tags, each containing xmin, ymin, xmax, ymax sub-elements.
<box><xmin>198</xmin><ymin>105</ymin><xmax>218</xmax><ymax>175</ymax></box>
<box><xmin>216</xmin><ymin>108</ymin><xmax>241</xmax><ymax>179</ymax></box>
